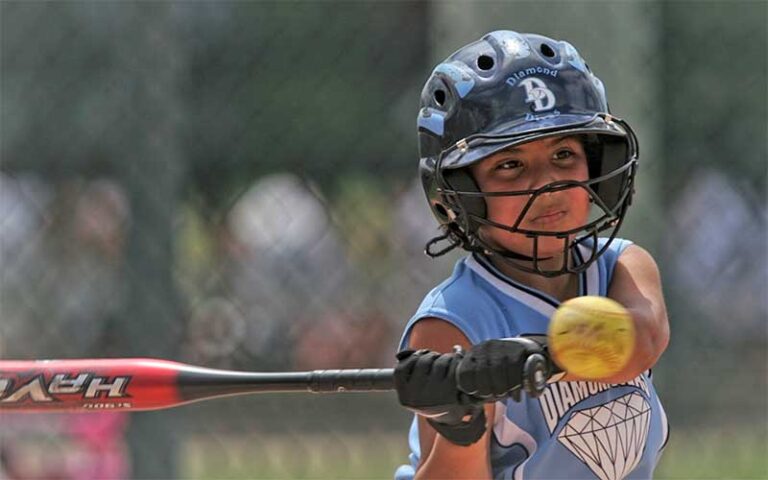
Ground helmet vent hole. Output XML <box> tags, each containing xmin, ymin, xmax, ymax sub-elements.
<box><xmin>433</xmin><ymin>89</ymin><xmax>446</xmax><ymax>106</ymax></box>
<box><xmin>434</xmin><ymin>203</ymin><xmax>450</xmax><ymax>219</ymax></box>
<box><xmin>540</xmin><ymin>43</ymin><xmax>556</xmax><ymax>57</ymax></box>
<box><xmin>477</xmin><ymin>55</ymin><xmax>495</xmax><ymax>70</ymax></box>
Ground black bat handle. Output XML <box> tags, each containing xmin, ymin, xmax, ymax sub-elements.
<box><xmin>308</xmin><ymin>368</ymin><xmax>395</xmax><ymax>393</ymax></box>
<box><xmin>307</xmin><ymin>355</ymin><xmax>549</xmax><ymax>397</ymax></box>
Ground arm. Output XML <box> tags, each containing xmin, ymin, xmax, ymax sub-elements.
<box><xmin>407</xmin><ymin>318</ymin><xmax>494</xmax><ymax>480</ymax></box>
<box><xmin>563</xmin><ymin>244</ymin><xmax>669</xmax><ymax>384</ymax></box>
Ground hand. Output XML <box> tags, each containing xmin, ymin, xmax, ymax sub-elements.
<box><xmin>394</xmin><ymin>349</ymin><xmax>486</xmax><ymax>446</ymax></box>
<box><xmin>456</xmin><ymin>337</ymin><xmax>554</xmax><ymax>402</ymax></box>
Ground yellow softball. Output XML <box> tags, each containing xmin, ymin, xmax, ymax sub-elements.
<box><xmin>548</xmin><ymin>296</ymin><xmax>635</xmax><ymax>379</ymax></box>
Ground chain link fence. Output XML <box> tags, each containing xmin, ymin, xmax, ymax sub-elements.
<box><xmin>1</xmin><ymin>1</ymin><xmax>765</xmax><ymax>478</ymax></box>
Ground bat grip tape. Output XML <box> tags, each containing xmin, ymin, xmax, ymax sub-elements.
<box><xmin>308</xmin><ymin>368</ymin><xmax>395</xmax><ymax>393</ymax></box>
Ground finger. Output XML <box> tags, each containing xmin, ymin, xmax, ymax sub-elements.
<box><xmin>396</xmin><ymin>349</ymin><xmax>416</xmax><ymax>361</ymax></box>
<box><xmin>504</xmin><ymin>354</ymin><xmax>524</xmax><ymax>392</ymax></box>
<box><xmin>490</xmin><ymin>360</ymin><xmax>512</xmax><ymax>396</ymax></box>
<box><xmin>457</xmin><ymin>355</ymin><xmax>479</xmax><ymax>394</ymax></box>
<box><xmin>431</xmin><ymin>353</ymin><xmax>454</xmax><ymax>380</ymax></box>
<box><xmin>395</xmin><ymin>349</ymin><xmax>428</xmax><ymax>382</ymax></box>
<box><xmin>412</xmin><ymin>351</ymin><xmax>440</xmax><ymax>381</ymax></box>
<box><xmin>471</xmin><ymin>356</ymin><xmax>493</xmax><ymax>397</ymax></box>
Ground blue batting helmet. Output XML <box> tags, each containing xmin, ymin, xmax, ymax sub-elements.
<box><xmin>419</xmin><ymin>31</ymin><xmax>639</xmax><ymax>276</ymax></box>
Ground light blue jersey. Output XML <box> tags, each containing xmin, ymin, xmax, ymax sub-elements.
<box><xmin>395</xmin><ymin>239</ymin><xmax>669</xmax><ymax>480</ymax></box>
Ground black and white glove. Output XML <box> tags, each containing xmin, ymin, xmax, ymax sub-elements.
<box><xmin>394</xmin><ymin>349</ymin><xmax>486</xmax><ymax>446</ymax></box>
<box><xmin>456</xmin><ymin>336</ymin><xmax>562</xmax><ymax>402</ymax></box>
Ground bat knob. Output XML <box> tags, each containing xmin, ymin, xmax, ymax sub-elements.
<box><xmin>522</xmin><ymin>353</ymin><xmax>549</xmax><ymax>398</ymax></box>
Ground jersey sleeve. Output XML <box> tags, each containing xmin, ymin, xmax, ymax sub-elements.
<box><xmin>599</xmin><ymin>237</ymin><xmax>634</xmax><ymax>288</ymax></box>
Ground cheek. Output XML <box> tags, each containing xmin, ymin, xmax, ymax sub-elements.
<box><xmin>569</xmin><ymin>189</ymin><xmax>592</xmax><ymax>222</ymax></box>
<box><xmin>484</xmin><ymin>196</ymin><xmax>528</xmax><ymax>225</ymax></box>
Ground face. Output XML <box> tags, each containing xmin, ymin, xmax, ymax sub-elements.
<box><xmin>469</xmin><ymin>135</ymin><xmax>591</xmax><ymax>258</ymax></box>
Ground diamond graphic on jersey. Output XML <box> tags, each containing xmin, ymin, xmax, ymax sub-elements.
<box><xmin>558</xmin><ymin>392</ymin><xmax>651</xmax><ymax>480</ymax></box>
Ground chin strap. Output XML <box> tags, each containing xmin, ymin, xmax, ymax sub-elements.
<box><xmin>425</xmin><ymin>225</ymin><xmax>569</xmax><ymax>276</ymax></box>
<box><xmin>424</xmin><ymin>227</ymin><xmax>558</xmax><ymax>265</ymax></box>
<box><xmin>424</xmin><ymin>231</ymin><xmax>461</xmax><ymax>258</ymax></box>
<box><xmin>467</xmin><ymin>235</ymin><xmax>554</xmax><ymax>263</ymax></box>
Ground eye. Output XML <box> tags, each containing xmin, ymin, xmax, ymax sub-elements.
<box><xmin>495</xmin><ymin>159</ymin><xmax>523</xmax><ymax>170</ymax></box>
<box><xmin>553</xmin><ymin>149</ymin><xmax>576</xmax><ymax>162</ymax></box>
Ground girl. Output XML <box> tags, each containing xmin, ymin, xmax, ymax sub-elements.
<box><xmin>394</xmin><ymin>31</ymin><xmax>669</xmax><ymax>480</ymax></box>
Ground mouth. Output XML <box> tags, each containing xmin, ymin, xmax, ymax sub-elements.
<box><xmin>530</xmin><ymin>210</ymin><xmax>567</xmax><ymax>225</ymax></box>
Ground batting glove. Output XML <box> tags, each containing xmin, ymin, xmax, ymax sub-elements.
<box><xmin>394</xmin><ymin>349</ymin><xmax>486</xmax><ymax>446</ymax></box>
<box><xmin>456</xmin><ymin>337</ymin><xmax>560</xmax><ymax>402</ymax></box>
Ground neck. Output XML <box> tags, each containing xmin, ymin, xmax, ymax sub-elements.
<box><xmin>484</xmin><ymin>253</ymin><xmax>579</xmax><ymax>303</ymax></box>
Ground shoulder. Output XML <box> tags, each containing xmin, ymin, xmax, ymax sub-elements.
<box><xmin>597</xmin><ymin>236</ymin><xmax>634</xmax><ymax>259</ymax></box>
<box><xmin>416</xmin><ymin>256</ymin><xmax>496</xmax><ymax>317</ymax></box>
<box><xmin>597</xmin><ymin>237</ymin><xmax>662</xmax><ymax>290</ymax></box>
<box><xmin>613</xmin><ymin>243</ymin><xmax>663</xmax><ymax>287</ymax></box>
<box><xmin>398</xmin><ymin>256</ymin><xmax>502</xmax><ymax>350</ymax></box>
<box><xmin>587</xmin><ymin>237</ymin><xmax>635</xmax><ymax>288</ymax></box>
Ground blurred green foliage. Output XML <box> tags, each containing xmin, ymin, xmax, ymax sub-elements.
<box><xmin>662</xmin><ymin>2</ymin><xmax>767</xmax><ymax>195</ymax></box>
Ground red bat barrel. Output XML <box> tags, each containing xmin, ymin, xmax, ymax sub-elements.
<box><xmin>0</xmin><ymin>358</ymin><xmax>395</xmax><ymax>412</ymax></box>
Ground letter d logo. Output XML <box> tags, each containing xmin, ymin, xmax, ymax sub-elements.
<box><xmin>519</xmin><ymin>78</ymin><xmax>556</xmax><ymax>112</ymax></box>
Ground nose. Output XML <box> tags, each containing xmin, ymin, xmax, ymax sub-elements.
<box><xmin>527</xmin><ymin>164</ymin><xmax>562</xmax><ymax>192</ymax></box>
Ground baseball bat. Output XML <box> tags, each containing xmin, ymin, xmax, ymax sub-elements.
<box><xmin>0</xmin><ymin>356</ymin><xmax>549</xmax><ymax>413</ymax></box>
<box><xmin>0</xmin><ymin>358</ymin><xmax>395</xmax><ymax>412</ymax></box>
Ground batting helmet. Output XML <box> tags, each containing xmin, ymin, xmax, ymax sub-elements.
<box><xmin>419</xmin><ymin>30</ymin><xmax>639</xmax><ymax>276</ymax></box>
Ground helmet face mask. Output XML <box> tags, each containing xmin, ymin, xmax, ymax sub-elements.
<box><xmin>419</xmin><ymin>31</ymin><xmax>639</xmax><ymax>277</ymax></box>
